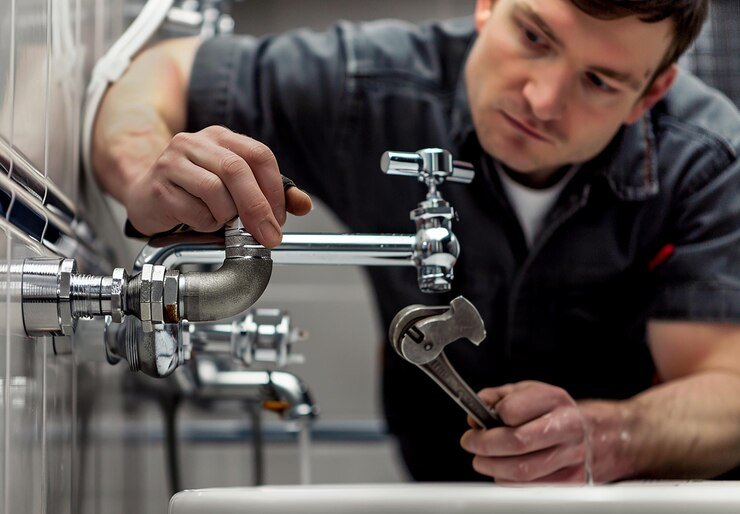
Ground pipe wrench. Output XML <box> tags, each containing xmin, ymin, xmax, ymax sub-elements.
<box><xmin>389</xmin><ymin>296</ymin><xmax>503</xmax><ymax>429</ymax></box>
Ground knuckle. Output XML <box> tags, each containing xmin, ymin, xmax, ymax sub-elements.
<box><xmin>188</xmin><ymin>212</ymin><xmax>218</xmax><ymax>232</ymax></box>
<box><xmin>155</xmin><ymin>148</ymin><xmax>180</xmax><ymax>171</ymax></box>
<box><xmin>200</xmin><ymin>220</ymin><xmax>222</xmax><ymax>232</ymax></box>
<box><xmin>192</xmin><ymin>203</ymin><xmax>213</xmax><ymax>222</ymax></box>
<box><xmin>564</xmin><ymin>410</ymin><xmax>585</xmax><ymax>434</ymax></box>
<box><xmin>213</xmin><ymin>205</ymin><xmax>238</xmax><ymax>225</ymax></box>
<box><xmin>150</xmin><ymin>180</ymin><xmax>171</xmax><ymax>201</ymax></box>
<box><xmin>511</xmin><ymin>428</ymin><xmax>532</xmax><ymax>452</ymax></box>
<box><xmin>197</xmin><ymin>173</ymin><xmax>224</xmax><ymax>198</ymax></box>
<box><xmin>553</xmin><ymin>386</ymin><xmax>573</xmax><ymax>402</ymax></box>
<box><xmin>242</xmin><ymin>198</ymin><xmax>272</xmax><ymax>219</ymax></box>
<box><xmin>219</xmin><ymin>153</ymin><xmax>249</xmax><ymax>179</ymax></box>
<box><xmin>495</xmin><ymin>397</ymin><xmax>515</xmax><ymax>423</ymax></box>
<box><xmin>249</xmin><ymin>140</ymin><xmax>277</xmax><ymax>167</ymax></box>
<box><xmin>201</xmin><ymin>125</ymin><xmax>229</xmax><ymax>139</ymax></box>
<box><xmin>171</xmin><ymin>131</ymin><xmax>193</xmax><ymax>148</ymax></box>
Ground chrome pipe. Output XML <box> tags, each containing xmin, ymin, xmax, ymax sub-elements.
<box><xmin>136</xmin><ymin>233</ymin><xmax>416</xmax><ymax>270</ymax></box>
<box><xmin>272</xmin><ymin>234</ymin><xmax>416</xmax><ymax>266</ymax></box>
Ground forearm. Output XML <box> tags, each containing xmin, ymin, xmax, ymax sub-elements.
<box><xmin>91</xmin><ymin>38</ymin><xmax>198</xmax><ymax>203</ymax></box>
<box><xmin>581</xmin><ymin>371</ymin><xmax>740</xmax><ymax>482</ymax></box>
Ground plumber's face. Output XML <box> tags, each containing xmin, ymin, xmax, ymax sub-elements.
<box><xmin>465</xmin><ymin>0</ymin><xmax>675</xmax><ymax>181</ymax></box>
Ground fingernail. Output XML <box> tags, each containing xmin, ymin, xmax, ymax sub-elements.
<box><xmin>259</xmin><ymin>219</ymin><xmax>281</xmax><ymax>246</ymax></box>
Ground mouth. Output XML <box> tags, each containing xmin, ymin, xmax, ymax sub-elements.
<box><xmin>499</xmin><ymin>111</ymin><xmax>552</xmax><ymax>143</ymax></box>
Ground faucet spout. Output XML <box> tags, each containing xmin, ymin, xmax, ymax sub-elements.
<box><xmin>193</xmin><ymin>357</ymin><xmax>318</xmax><ymax>421</ymax></box>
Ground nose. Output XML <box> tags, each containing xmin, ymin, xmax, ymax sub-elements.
<box><xmin>522</xmin><ymin>64</ymin><xmax>568</xmax><ymax>122</ymax></box>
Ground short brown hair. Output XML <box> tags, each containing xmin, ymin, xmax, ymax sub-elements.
<box><xmin>570</xmin><ymin>0</ymin><xmax>710</xmax><ymax>77</ymax></box>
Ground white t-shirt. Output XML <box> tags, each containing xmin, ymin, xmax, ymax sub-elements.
<box><xmin>495</xmin><ymin>162</ymin><xmax>579</xmax><ymax>247</ymax></box>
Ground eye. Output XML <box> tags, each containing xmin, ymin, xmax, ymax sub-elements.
<box><xmin>585</xmin><ymin>72</ymin><xmax>617</xmax><ymax>93</ymax></box>
<box><xmin>523</xmin><ymin>27</ymin><xmax>546</xmax><ymax>47</ymax></box>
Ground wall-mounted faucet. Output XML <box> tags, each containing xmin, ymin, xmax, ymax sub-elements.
<box><xmin>137</xmin><ymin>148</ymin><xmax>473</xmax><ymax>294</ymax></box>
<box><xmin>11</xmin><ymin>148</ymin><xmax>475</xmax><ymax>378</ymax></box>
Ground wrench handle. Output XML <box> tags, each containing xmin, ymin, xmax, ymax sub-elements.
<box><xmin>421</xmin><ymin>354</ymin><xmax>504</xmax><ymax>430</ymax></box>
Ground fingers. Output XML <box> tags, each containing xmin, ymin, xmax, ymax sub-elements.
<box><xmin>173</xmin><ymin>130</ymin><xmax>282</xmax><ymax>247</ymax></box>
<box><xmin>163</xmin><ymin>157</ymin><xmax>239</xmax><ymax>226</ymax></box>
<box><xmin>149</xmin><ymin>127</ymin><xmax>311</xmax><ymax>243</ymax></box>
<box><xmin>487</xmin><ymin>457</ymin><xmax>589</xmax><ymax>484</ymax></box>
<box><xmin>461</xmin><ymin>406</ymin><xmax>587</xmax><ymax>457</ymax></box>
<box><xmin>211</xmin><ymin>128</ymin><xmax>287</xmax><ymax>225</ymax></box>
<box><xmin>147</xmin><ymin>178</ymin><xmax>220</xmax><ymax>233</ymax></box>
<box><xmin>286</xmin><ymin>187</ymin><xmax>313</xmax><ymax>216</ymax></box>
<box><xmin>460</xmin><ymin>381</ymin><xmax>590</xmax><ymax>483</ymax></box>
<box><xmin>480</xmin><ymin>382</ymin><xmax>576</xmax><ymax>427</ymax></box>
<box><xmin>471</xmin><ymin>442</ymin><xmax>587</xmax><ymax>482</ymax></box>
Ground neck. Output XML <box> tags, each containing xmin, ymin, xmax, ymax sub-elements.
<box><xmin>501</xmin><ymin>163</ymin><xmax>573</xmax><ymax>189</ymax></box>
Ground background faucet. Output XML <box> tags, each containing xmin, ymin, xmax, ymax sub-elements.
<box><xmin>172</xmin><ymin>308</ymin><xmax>318</xmax><ymax>487</ymax></box>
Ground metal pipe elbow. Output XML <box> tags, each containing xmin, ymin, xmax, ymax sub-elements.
<box><xmin>179</xmin><ymin>256</ymin><xmax>272</xmax><ymax>322</ymax></box>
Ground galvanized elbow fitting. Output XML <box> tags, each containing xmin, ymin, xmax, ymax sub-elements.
<box><xmin>122</xmin><ymin>223</ymin><xmax>271</xmax><ymax>325</ymax></box>
<box><xmin>177</xmin><ymin>226</ymin><xmax>272</xmax><ymax>322</ymax></box>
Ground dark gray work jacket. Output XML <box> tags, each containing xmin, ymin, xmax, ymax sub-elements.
<box><xmin>188</xmin><ymin>17</ymin><xmax>740</xmax><ymax>481</ymax></box>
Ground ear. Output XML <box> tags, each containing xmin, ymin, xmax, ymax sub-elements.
<box><xmin>624</xmin><ymin>64</ymin><xmax>678</xmax><ymax>125</ymax></box>
<box><xmin>474</xmin><ymin>0</ymin><xmax>495</xmax><ymax>32</ymax></box>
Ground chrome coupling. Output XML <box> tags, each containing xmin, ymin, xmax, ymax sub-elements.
<box><xmin>20</xmin><ymin>258</ymin><xmax>126</xmax><ymax>336</ymax></box>
<box><xmin>16</xmin><ymin>258</ymin><xmax>182</xmax><ymax>337</ymax></box>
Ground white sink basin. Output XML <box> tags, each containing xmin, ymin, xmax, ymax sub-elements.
<box><xmin>169</xmin><ymin>482</ymin><xmax>740</xmax><ymax>513</ymax></box>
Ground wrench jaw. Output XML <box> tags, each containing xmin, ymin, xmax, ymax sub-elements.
<box><xmin>447</xmin><ymin>296</ymin><xmax>486</xmax><ymax>345</ymax></box>
<box><xmin>389</xmin><ymin>304</ymin><xmax>449</xmax><ymax>363</ymax></box>
<box><xmin>389</xmin><ymin>297</ymin><xmax>486</xmax><ymax>366</ymax></box>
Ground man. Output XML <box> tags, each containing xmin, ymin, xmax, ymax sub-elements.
<box><xmin>92</xmin><ymin>0</ymin><xmax>740</xmax><ymax>482</ymax></box>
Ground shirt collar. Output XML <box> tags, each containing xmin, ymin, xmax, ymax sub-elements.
<box><xmin>589</xmin><ymin>114</ymin><xmax>660</xmax><ymax>201</ymax></box>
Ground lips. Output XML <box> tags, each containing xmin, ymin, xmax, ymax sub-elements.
<box><xmin>500</xmin><ymin>110</ymin><xmax>551</xmax><ymax>142</ymax></box>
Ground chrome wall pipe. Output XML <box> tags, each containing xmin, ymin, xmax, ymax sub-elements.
<box><xmin>138</xmin><ymin>233</ymin><xmax>417</xmax><ymax>270</ymax></box>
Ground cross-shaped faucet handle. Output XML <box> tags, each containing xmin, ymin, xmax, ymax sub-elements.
<box><xmin>380</xmin><ymin>148</ymin><xmax>475</xmax><ymax>189</ymax></box>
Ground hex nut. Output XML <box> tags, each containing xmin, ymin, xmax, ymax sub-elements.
<box><xmin>111</xmin><ymin>268</ymin><xmax>128</xmax><ymax>323</ymax></box>
<box><xmin>140</xmin><ymin>264</ymin><xmax>153</xmax><ymax>332</ymax></box>
<box><xmin>150</xmin><ymin>266</ymin><xmax>165</xmax><ymax>323</ymax></box>
<box><xmin>163</xmin><ymin>270</ymin><xmax>179</xmax><ymax>323</ymax></box>
<box><xmin>57</xmin><ymin>259</ymin><xmax>77</xmax><ymax>336</ymax></box>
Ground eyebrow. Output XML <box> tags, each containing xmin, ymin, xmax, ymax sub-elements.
<box><xmin>589</xmin><ymin>66</ymin><xmax>645</xmax><ymax>91</ymax></box>
<box><xmin>513</xmin><ymin>2</ymin><xmax>645</xmax><ymax>92</ymax></box>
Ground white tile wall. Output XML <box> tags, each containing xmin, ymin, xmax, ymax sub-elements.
<box><xmin>0</xmin><ymin>0</ymin><xmax>126</xmax><ymax>512</ymax></box>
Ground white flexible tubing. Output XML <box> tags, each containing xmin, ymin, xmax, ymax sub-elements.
<box><xmin>81</xmin><ymin>0</ymin><xmax>175</xmax><ymax>186</ymax></box>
